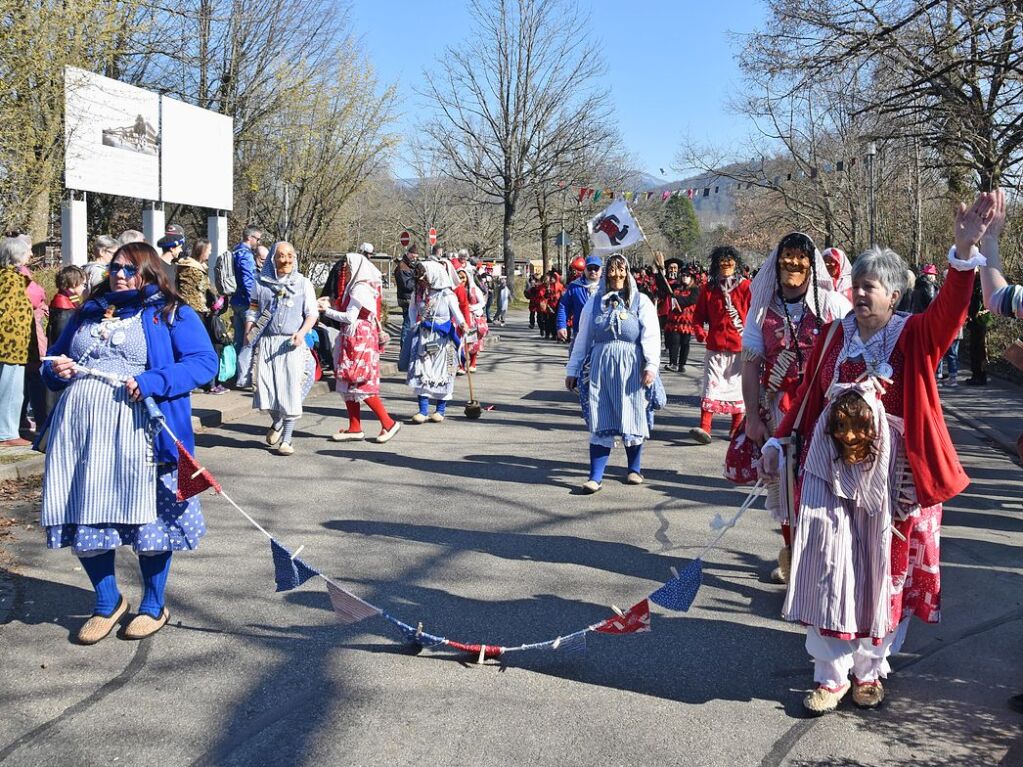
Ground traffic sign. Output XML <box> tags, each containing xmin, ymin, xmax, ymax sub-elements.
<box><xmin>428</xmin><ymin>227</ymin><xmax>437</xmax><ymax>246</ymax></box>
<box><xmin>399</xmin><ymin>230</ymin><xmax>411</xmax><ymax>248</ymax></box>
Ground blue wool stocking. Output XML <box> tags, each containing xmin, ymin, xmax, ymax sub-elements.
<box><xmin>79</xmin><ymin>550</ymin><xmax>121</xmax><ymax>616</ymax></box>
<box><xmin>589</xmin><ymin>443</ymin><xmax>612</xmax><ymax>483</ymax></box>
<box><xmin>436</xmin><ymin>399</ymin><xmax>447</xmax><ymax>415</ymax></box>
<box><xmin>626</xmin><ymin>443</ymin><xmax>643</xmax><ymax>475</ymax></box>
<box><xmin>137</xmin><ymin>551</ymin><xmax>172</xmax><ymax>619</ymax></box>
<box><xmin>418</xmin><ymin>396</ymin><xmax>430</xmax><ymax>416</ymax></box>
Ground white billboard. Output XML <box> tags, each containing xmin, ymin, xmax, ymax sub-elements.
<box><xmin>64</xmin><ymin>67</ymin><xmax>160</xmax><ymax>200</ymax></box>
<box><xmin>160</xmin><ymin>96</ymin><xmax>233</xmax><ymax>211</ymax></box>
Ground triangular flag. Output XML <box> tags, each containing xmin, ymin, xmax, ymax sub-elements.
<box><xmin>325</xmin><ymin>581</ymin><xmax>381</xmax><ymax>625</ymax></box>
<box><xmin>383</xmin><ymin>614</ymin><xmax>447</xmax><ymax>647</ymax></box>
<box><xmin>649</xmin><ymin>559</ymin><xmax>703</xmax><ymax>612</ymax></box>
<box><xmin>577</xmin><ymin>187</ymin><xmax>588</xmax><ymax>202</ymax></box>
<box><xmin>662</xmin><ymin>190</ymin><xmax>671</xmax><ymax>201</ymax></box>
<box><xmin>593</xmin><ymin>599</ymin><xmax>651</xmax><ymax>634</ymax></box>
<box><xmin>175</xmin><ymin>440</ymin><xmax>221</xmax><ymax>501</ymax></box>
<box><xmin>269</xmin><ymin>539</ymin><xmax>320</xmax><ymax>592</ymax></box>
<box><xmin>624</xmin><ymin>191</ymin><xmax>633</xmax><ymax>201</ymax></box>
<box><xmin>593</xmin><ymin>189</ymin><xmax>603</xmax><ymax>202</ymax></box>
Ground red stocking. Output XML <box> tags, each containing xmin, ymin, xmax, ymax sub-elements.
<box><xmin>344</xmin><ymin>400</ymin><xmax>362</xmax><ymax>433</ymax></box>
<box><xmin>781</xmin><ymin>523</ymin><xmax>792</xmax><ymax>548</ymax></box>
<box><xmin>699</xmin><ymin>409</ymin><xmax>713</xmax><ymax>433</ymax></box>
<box><xmin>469</xmin><ymin>351</ymin><xmax>478</xmax><ymax>369</ymax></box>
<box><xmin>364</xmin><ymin>395</ymin><xmax>395</xmax><ymax>431</ymax></box>
<box><xmin>730</xmin><ymin>412</ymin><xmax>743</xmax><ymax>437</ymax></box>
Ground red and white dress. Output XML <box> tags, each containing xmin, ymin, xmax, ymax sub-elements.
<box><xmin>693</xmin><ymin>277</ymin><xmax>751</xmax><ymax>414</ymax></box>
<box><xmin>773</xmin><ymin>265</ymin><xmax>975</xmax><ymax>685</ymax></box>
<box><xmin>323</xmin><ymin>253</ymin><xmax>383</xmax><ymax>402</ymax></box>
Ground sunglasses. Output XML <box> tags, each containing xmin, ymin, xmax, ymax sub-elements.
<box><xmin>585</xmin><ymin>265</ymin><xmax>601</xmax><ymax>271</ymax></box>
<box><xmin>109</xmin><ymin>262</ymin><xmax>139</xmax><ymax>278</ymax></box>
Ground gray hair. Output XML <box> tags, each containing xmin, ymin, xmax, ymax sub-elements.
<box><xmin>93</xmin><ymin>234</ymin><xmax>119</xmax><ymax>258</ymax></box>
<box><xmin>0</xmin><ymin>236</ymin><xmax>31</xmax><ymax>268</ymax></box>
<box><xmin>118</xmin><ymin>229</ymin><xmax>145</xmax><ymax>245</ymax></box>
<box><xmin>850</xmin><ymin>246</ymin><xmax>909</xmax><ymax>296</ymax></box>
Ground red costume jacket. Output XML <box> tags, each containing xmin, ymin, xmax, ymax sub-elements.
<box><xmin>775</xmin><ymin>267</ymin><xmax>974</xmax><ymax>508</ymax></box>
<box><xmin>693</xmin><ymin>278</ymin><xmax>751</xmax><ymax>353</ymax></box>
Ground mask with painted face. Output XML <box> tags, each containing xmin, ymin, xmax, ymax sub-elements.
<box><xmin>778</xmin><ymin>246</ymin><xmax>811</xmax><ymax>290</ymax></box>
<box><xmin>828</xmin><ymin>390</ymin><xmax>877</xmax><ymax>465</ymax></box>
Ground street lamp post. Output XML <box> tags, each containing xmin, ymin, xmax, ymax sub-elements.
<box><xmin>866</xmin><ymin>141</ymin><xmax>877</xmax><ymax>246</ymax></box>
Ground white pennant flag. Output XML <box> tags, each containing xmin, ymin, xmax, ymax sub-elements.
<box><xmin>587</xmin><ymin>199</ymin><xmax>645</xmax><ymax>254</ymax></box>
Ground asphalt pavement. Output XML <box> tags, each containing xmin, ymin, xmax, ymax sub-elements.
<box><xmin>1</xmin><ymin>309</ymin><xmax>1022</xmax><ymax>767</ymax></box>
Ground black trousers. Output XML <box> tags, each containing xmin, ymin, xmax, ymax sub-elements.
<box><xmin>529</xmin><ymin>310</ymin><xmax>537</xmax><ymax>328</ymax></box>
<box><xmin>664</xmin><ymin>332</ymin><xmax>692</xmax><ymax>368</ymax></box>
<box><xmin>968</xmin><ymin>320</ymin><xmax>988</xmax><ymax>379</ymax></box>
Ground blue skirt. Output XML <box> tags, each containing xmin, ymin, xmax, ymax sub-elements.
<box><xmin>46</xmin><ymin>468</ymin><xmax>206</xmax><ymax>554</ymax></box>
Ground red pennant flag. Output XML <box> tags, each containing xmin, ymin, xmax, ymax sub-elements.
<box><xmin>175</xmin><ymin>440</ymin><xmax>222</xmax><ymax>501</ymax></box>
<box><xmin>577</xmin><ymin>187</ymin><xmax>587</xmax><ymax>202</ymax></box>
<box><xmin>661</xmin><ymin>190</ymin><xmax>671</xmax><ymax>201</ymax></box>
<box><xmin>593</xmin><ymin>599</ymin><xmax>651</xmax><ymax>634</ymax></box>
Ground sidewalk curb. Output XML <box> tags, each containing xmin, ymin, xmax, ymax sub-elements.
<box><xmin>0</xmin><ymin>454</ymin><xmax>45</xmax><ymax>482</ymax></box>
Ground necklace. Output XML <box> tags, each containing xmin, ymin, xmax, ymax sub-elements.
<box><xmin>862</xmin><ymin>321</ymin><xmax>893</xmax><ymax>380</ymax></box>
<box><xmin>78</xmin><ymin>312</ymin><xmax>141</xmax><ymax>365</ymax></box>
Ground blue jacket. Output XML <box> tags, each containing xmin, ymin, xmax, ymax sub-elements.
<box><xmin>556</xmin><ymin>277</ymin><xmax>597</xmax><ymax>332</ymax></box>
<box><xmin>42</xmin><ymin>304</ymin><xmax>218</xmax><ymax>464</ymax></box>
<box><xmin>231</xmin><ymin>241</ymin><xmax>257</xmax><ymax>308</ymax></box>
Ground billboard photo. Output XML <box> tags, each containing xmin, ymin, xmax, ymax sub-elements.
<box><xmin>64</xmin><ymin>66</ymin><xmax>160</xmax><ymax>200</ymax></box>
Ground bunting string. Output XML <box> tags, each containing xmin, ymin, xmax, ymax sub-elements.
<box><xmin>143</xmin><ymin>396</ymin><xmax>766</xmax><ymax>662</ymax></box>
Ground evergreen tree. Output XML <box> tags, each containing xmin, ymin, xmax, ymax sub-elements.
<box><xmin>658</xmin><ymin>194</ymin><xmax>700</xmax><ymax>257</ymax></box>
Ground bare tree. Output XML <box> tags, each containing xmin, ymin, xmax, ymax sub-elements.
<box><xmin>420</xmin><ymin>0</ymin><xmax>610</xmax><ymax>289</ymax></box>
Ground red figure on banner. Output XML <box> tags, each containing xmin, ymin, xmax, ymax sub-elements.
<box><xmin>593</xmin><ymin>599</ymin><xmax>651</xmax><ymax>634</ymax></box>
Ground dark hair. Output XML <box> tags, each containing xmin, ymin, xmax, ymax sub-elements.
<box><xmin>773</xmin><ymin>232</ymin><xmax>823</xmax><ymax>371</ymax></box>
<box><xmin>243</xmin><ymin>225</ymin><xmax>262</xmax><ymax>241</ymax></box>
<box><xmin>95</xmin><ymin>242</ymin><xmax>182</xmax><ymax>320</ymax></box>
<box><xmin>431</xmin><ymin>244</ymin><xmax>443</xmax><ymax>255</ymax></box>
<box><xmin>56</xmin><ymin>265</ymin><xmax>85</xmax><ymax>292</ymax></box>
<box><xmin>190</xmin><ymin>237</ymin><xmax>211</xmax><ymax>262</ymax></box>
<box><xmin>708</xmin><ymin>245</ymin><xmax>742</xmax><ymax>282</ymax></box>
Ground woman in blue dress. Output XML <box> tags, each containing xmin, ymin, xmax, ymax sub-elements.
<box><xmin>565</xmin><ymin>253</ymin><xmax>662</xmax><ymax>493</ymax></box>
<box><xmin>43</xmin><ymin>242</ymin><xmax>217</xmax><ymax>644</ymax></box>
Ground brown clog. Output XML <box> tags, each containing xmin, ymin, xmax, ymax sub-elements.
<box><xmin>123</xmin><ymin>608</ymin><xmax>170</xmax><ymax>640</ymax></box>
<box><xmin>77</xmin><ymin>596</ymin><xmax>129</xmax><ymax>645</ymax></box>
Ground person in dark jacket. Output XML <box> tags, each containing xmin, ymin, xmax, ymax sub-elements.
<box><xmin>910</xmin><ymin>263</ymin><xmax>938</xmax><ymax>314</ymax></box>
<box><xmin>965</xmin><ymin>276</ymin><xmax>989</xmax><ymax>385</ymax></box>
<box><xmin>394</xmin><ymin>245</ymin><xmax>419</xmax><ymax>371</ymax></box>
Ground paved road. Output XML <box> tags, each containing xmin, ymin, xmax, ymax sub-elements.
<box><xmin>1</xmin><ymin>310</ymin><xmax>1022</xmax><ymax>766</ymax></box>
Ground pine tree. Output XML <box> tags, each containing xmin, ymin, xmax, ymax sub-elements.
<box><xmin>658</xmin><ymin>195</ymin><xmax>700</xmax><ymax>257</ymax></box>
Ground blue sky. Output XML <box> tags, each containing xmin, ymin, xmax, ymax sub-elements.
<box><xmin>349</xmin><ymin>1</ymin><xmax>768</xmax><ymax>181</ymax></box>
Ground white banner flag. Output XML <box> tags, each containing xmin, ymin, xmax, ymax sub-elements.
<box><xmin>587</xmin><ymin>199</ymin><xmax>645</xmax><ymax>254</ymax></box>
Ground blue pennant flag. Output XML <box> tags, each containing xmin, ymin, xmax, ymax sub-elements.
<box><xmin>383</xmin><ymin>614</ymin><xmax>447</xmax><ymax>648</ymax></box>
<box><xmin>649</xmin><ymin>559</ymin><xmax>703</xmax><ymax>612</ymax></box>
<box><xmin>270</xmin><ymin>539</ymin><xmax>320</xmax><ymax>592</ymax></box>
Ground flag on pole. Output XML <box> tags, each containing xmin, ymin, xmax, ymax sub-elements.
<box><xmin>175</xmin><ymin>441</ymin><xmax>221</xmax><ymax>500</ymax></box>
<box><xmin>593</xmin><ymin>599</ymin><xmax>652</xmax><ymax>634</ymax></box>
<box><xmin>587</xmin><ymin>199</ymin><xmax>645</xmax><ymax>254</ymax></box>
<box><xmin>325</xmin><ymin>581</ymin><xmax>382</xmax><ymax>625</ymax></box>
<box><xmin>269</xmin><ymin>539</ymin><xmax>320</xmax><ymax>592</ymax></box>
<box><xmin>648</xmin><ymin>559</ymin><xmax>703</xmax><ymax>612</ymax></box>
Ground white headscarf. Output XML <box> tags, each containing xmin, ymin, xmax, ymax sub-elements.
<box><xmin>342</xmin><ymin>251</ymin><xmax>382</xmax><ymax>312</ymax></box>
<box><xmin>421</xmin><ymin>260</ymin><xmax>454</xmax><ymax>290</ymax></box>
<box><xmin>457</xmin><ymin>261</ymin><xmax>484</xmax><ymax>304</ymax></box>
<box><xmin>748</xmin><ymin>232</ymin><xmax>835</xmax><ymax>330</ymax></box>
<box><xmin>822</xmin><ymin>247</ymin><xmax>853</xmax><ymax>298</ymax></box>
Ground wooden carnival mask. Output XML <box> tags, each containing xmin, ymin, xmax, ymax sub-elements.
<box><xmin>828</xmin><ymin>390</ymin><xmax>877</xmax><ymax>465</ymax></box>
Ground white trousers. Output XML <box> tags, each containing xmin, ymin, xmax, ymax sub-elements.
<box><xmin>806</xmin><ymin>618</ymin><xmax>911</xmax><ymax>687</ymax></box>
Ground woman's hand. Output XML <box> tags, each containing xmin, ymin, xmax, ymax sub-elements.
<box><xmin>50</xmin><ymin>355</ymin><xmax>76</xmax><ymax>380</ymax></box>
<box><xmin>565</xmin><ymin>376</ymin><xmax>577</xmax><ymax>391</ymax></box>
<box><xmin>317</xmin><ymin>297</ymin><xmax>331</xmax><ymax>312</ymax></box>
<box><xmin>125</xmin><ymin>377</ymin><xmax>142</xmax><ymax>402</ymax></box>
<box><xmin>954</xmin><ymin>192</ymin><xmax>996</xmax><ymax>257</ymax></box>
<box><xmin>642</xmin><ymin>369</ymin><xmax>655</xmax><ymax>387</ymax></box>
<box><xmin>290</xmin><ymin>332</ymin><xmax>304</xmax><ymax>348</ymax></box>
<box><xmin>760</xmin><ymin>443</ymin><xmax>781</xmax><ymax>479</ymax></box>
<box><xmin>982</xmin><ymin>188</ymin><xmax>1006</xmax><ymax>246</ymax></box>
<box><xmin>745</xmin><ymin>414</ymin><xmax>768</xmax><ymax>445</ymax></box>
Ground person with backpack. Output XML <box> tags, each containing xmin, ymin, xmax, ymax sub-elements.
<box><xmin>394</xmin><ymin>245</ymin><xmax>419</xmax><ymax>372</ymax></box>
<box><xmin>229</xmin><ymin>225</ymin><xmax>262</xmax><ymax>388</ymax></box>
